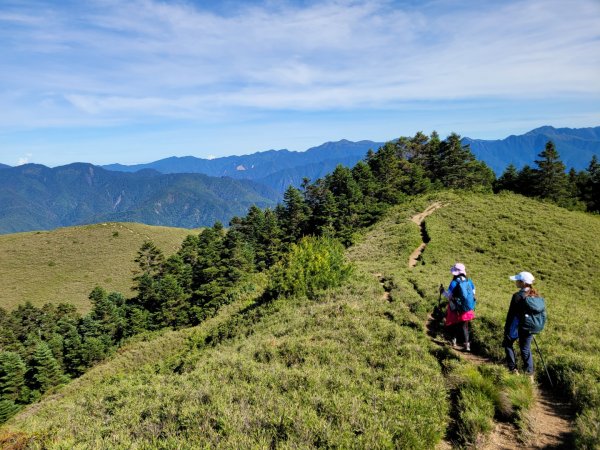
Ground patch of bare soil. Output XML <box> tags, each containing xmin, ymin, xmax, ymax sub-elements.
<box><xmin>408</xmin><ymin>202</ymin><xmax>444</xmax><ymax>268</ymax></box>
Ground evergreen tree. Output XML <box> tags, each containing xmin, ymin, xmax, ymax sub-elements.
<box><xmin>514</xmin><ymin>165</ymin><xmax>537</xmax><ymax>195</ymax></box>
<box><xmin>222</xmin><ymin>229</ymin><xmax>254</xmax><ymax>285</ymax></box>
<box><xmin>88</xmin><ymin>287</ymin><xmax>125</xmax><ymax>343</ymax></box>
<box><xmin>0</xmin><ymin>351</ymin><xmax>26</xmax><ymax>403</ymax></box>
<box><xmin>0</xmin><ymin>399</ymin><xmax>19</xmax><ymax>424</ymax></box>
<box><xmin>324</xmin><ymin>165</ymin><xmax>364</xmax><ymax>244</ymax></box>
<box><xmin>584</xmin><ymin>155</ymin><xmax>600</xmax><ymax>211</ymax></box>
<box><xmin>351</xmin><ymin>161</ymin><xmax>383</xmax><ymax>226</ymax></box>
<box><xmin>261</xmin><ymin>209</ymin><xmax>283</xmax><ymax>268</ymax></box>
<box><xmin>157</xmin><ymin>274</ymin><xmax>190</xmax><ymax>328</ymax></box>
<box><xmin>367</xmin><ymin>142</ymin><xmax>408</xmax><ymax>204</ymax></box>
<box><xmin>134</xmin><ymin>241</ymin><xmax>165</xmax><ymax>279</ymax></box>
<box><xmin>279</xmin><ymin>186</ymin><xmax>310</xmax><ymax>243</ymax></box>
<box><xmin>533</xmin><ymin>141</ymin><xmax>569</xmax><ymax>202</ymax></box>
<box><xmin>495</xmin><ymin>164</ymin><xmax>519</xmax><ymax>193</ymax></box>
<box><xmin>29</xmin><ymin>341</ymin><xmax>66</xmax><ymax>394</ymax></box>
<box><xmin>435</xmin><ymin>133</ymin><xmax>478</xmax><ymax>189</ymax></box>
<box><xmin>304</xmin><ymin>181</ymin><xmax>338</xmax><ymax>236</ymax></box>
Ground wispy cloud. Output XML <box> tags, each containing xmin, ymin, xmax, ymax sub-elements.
<box><xmin>0</xmin><ymin>0</ymin><xmax>598</xmax><ymax>127</ymax></box>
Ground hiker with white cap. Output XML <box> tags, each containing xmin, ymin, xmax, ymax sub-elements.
<box><xmin>503</xmin><ymin>271</ymin><xmax>538</xmax><ymax>376</ymax></box>
<box><xmin>439</xmin><ymin>262</ymin><xmax>476</xmax><ymax>351</ymax></box>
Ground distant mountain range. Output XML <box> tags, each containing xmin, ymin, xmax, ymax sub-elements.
<box><xmin>0</xmin><ymin>164</ymin><xmax>278</xmax><ymax>234</ymax></box>
<box><xmin>103</xmin><ymin>140</ymin><xmax>382</xmax><ymax>194</ymax></box>
<box><xmin>101</xmin><ymin>126</ymin><xmax>599</xmax><ymax>182</ymax></box>
<box><xmin>0</xmin><ymin>126</ymin><xmax>597</xmax><ymax>235</ymax></box>
<box><xmin>465</xmin><ymin>126</ymin><xmax>600</xmax><ymax>174</ymax></box>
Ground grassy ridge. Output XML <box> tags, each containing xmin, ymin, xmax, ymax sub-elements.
<box><xmin>2</xmin><ymin>192</ymin><xmax>598</xmax><ymax>448</ymax></box>
<box><xmin>1</xmin><ymin>213</ymin><xmax>449</xmax><ymax>448</ymax></box>
<box><xmin>407</xmin><ymin>191</ymin><xmax>600</xmax><ymax>447</ymax></box>
<box><xmin>0</xmin><ymin>222</ymin><xmax>196</xmax><ymax>312</ymax></box>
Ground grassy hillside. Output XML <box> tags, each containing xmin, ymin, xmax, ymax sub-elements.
<box><xmin>2</xmin><ymin>192</ymin><xmax>599</xmax><ymax>448</ymax></box>
<box><xmin>350</xmin><ymin>191</ymin><xmax>600</xmax><ymax>447</ymax></box>
<box><xmin>0</xmin><ymin>222</ymin><xmax>196</xmax><ymax>312</ymax></box>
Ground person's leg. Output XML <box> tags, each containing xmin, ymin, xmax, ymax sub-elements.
<box><xmin>462</xmin><ymin>321</ymin><xmax>470</xmax><ymax>351</ymax></box>
<box><xmin>519</xmin><ymin>333</ymin><xmax>534</xmax><ymax>374</ymax></box>
<box><xmin>503</xmin><ymin>335</ymin><xmax>518</xmax><ymax>372</ymax></box>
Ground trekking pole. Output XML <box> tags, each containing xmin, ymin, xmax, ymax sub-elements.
<box><xmin>533</xmin><ymin>336</ymin><xmax>554</xmax><ymax>388</ymax></box>
<box><xmin>438</xmin><ymin>283</ymin><xmax>444</xmax><ymax>307</ymax></box>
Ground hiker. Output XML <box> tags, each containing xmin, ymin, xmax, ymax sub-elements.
<box><xmin>439</xmin><ymin>263</ymin><xmax>476</xmax><ymax>351</ymax></box>
<box><xmin>503</xmin><ymin>271</ymin><xmax>538</xmax><ymax>377</ymax></box>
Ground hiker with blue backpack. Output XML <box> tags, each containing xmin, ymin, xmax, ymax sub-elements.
<box><xmin>439</xmin><ymin>263</ymin><xmax>476</xmax><ymax>352</ymax></box>
<box><xmin>503</xmin><ymin>271</ymin><xmax>547</xmax><ymax>379</ymax></box>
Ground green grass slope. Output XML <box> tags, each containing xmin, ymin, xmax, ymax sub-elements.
<box><xmin>1</xmin><ymin>215</ymin><xmax>448</xmax><ymax>448</ymax></box>
<box><xmin>2</xmin><ymin>192</ymin><xmax>598</xmax><ymax>448</ymax></box>
<box><xmin>351</xmin><ymin>191</ymin><xmax>599</xmax><ymax>447</ymax></box>
<box><xmin>0</xmin><ymin>222</ymin><xmax>196</xmax><ymax>312</ymax></box>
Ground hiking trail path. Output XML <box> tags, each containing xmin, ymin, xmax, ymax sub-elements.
<box><xmin>380</xmin><ymin>203</ymin><xmax>574</xmax><ymax>449</ymax></box>
<box><xmin>408</xmin><ymin>202</ymin><xmax>444</xmax><ymax>268</ymax></box>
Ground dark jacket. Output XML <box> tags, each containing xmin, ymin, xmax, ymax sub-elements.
<box><xmin>504</xmin><ymin>288</ymin><xmax>529</xmax><ymax>338</ymax></box>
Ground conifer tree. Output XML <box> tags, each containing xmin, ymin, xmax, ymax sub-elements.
<box><xmin>279</xmin><ymin>186</ymin><xmax>310</xmax><ymax>243</ymax></box>
<box><xmin>435</xmin><ymin>133</ymin><xmax>477</xmax><ymax>188</ymax></box>
<box><xmin>261</xmin><ymin>209</ymin><xmax>283</xmax><ymax>268</ymax></box>
<box><xmin>0</xmin><ymin>351</ymin><xmax>26</xmax><ymax>403</ymax></box>
<box><xmin>0</xmin><ymin>399</ymin><xmax>19</xmax><ymax>424</ymax></box>
<box><xmin>585</xmin><ymin>155</ymin><xmax>600</xmax><ymax>211</ymax></box>
<box><xmin>29</xmin><ymin>341</ymin><xmax>66</xmax><ymax>394</ymax></box>
<box><xmin>495</xmin><ymin>164</ymin><xmax>519</xmax><ymax>192</ymax></box>
<box><xmin>533</xmin><ymin>141</ymin><xmax>568</xmax><ymax>202</ymax></box>
<box><xmin>157</xmin><ymin>274</ymin><xmax>190</xmax><ymax>328</ymax></box>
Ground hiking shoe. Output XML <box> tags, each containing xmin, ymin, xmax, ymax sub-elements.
<box><xmin>464</xmin><ymin>342</ymin><xmax>470</xmax><ymax>352</ymax></box>
<box><xmin>510</xmin><ymin>369</ymin><xmax>520</xmax><ymax>375</ymax></box>
<box><xmin>527</xmin><ymin>373</ymin><xmax>535</xmax><ymax>383</ymax></box>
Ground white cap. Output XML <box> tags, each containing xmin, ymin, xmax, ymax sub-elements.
<box><xmin>509</xmin><ymin>271</ymin><xmax>535</xmax><ymax>284</ymax></box>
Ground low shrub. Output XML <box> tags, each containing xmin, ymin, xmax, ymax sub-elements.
<box><xmin>267</xmin><ymin>236</ymin><xmax>353</xmax><ymax>300</ymax></box>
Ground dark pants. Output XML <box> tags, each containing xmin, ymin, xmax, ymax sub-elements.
<box><xmin>503</xmin><ymin>332</ymin><xmax>534</xmax><ymax>374</ymax></box>
<box><xmin>453</xmin><ymin>322</ymin><xmax>469</xmax><ymax>344</ymax></box>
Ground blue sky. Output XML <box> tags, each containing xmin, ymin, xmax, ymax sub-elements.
<box><xmin>1</xmin><ymin>0</ymin><xmax>599</xmax><ymax>167</ymax></box>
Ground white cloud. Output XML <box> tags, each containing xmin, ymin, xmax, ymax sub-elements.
<box><xmin>17</xmin><ymin>153</ymin><xmax>32</xmax><ymax>165</ymax></box>
<box><xmin>0</xmin><ymin>0</ymin><xmax>599</xmax><ymax>125</ymax></box>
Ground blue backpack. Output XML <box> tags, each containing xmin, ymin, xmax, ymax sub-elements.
<box><xmin>452</xmin><ymin>276</ymin><xmax>476</xmax><ymax>313</ymax></box>
<box><xmin>520</xmin><ymin>296</ymin><xmax>546</xmax><ymax>334</ymax></box>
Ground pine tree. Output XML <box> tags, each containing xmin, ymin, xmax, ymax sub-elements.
<box><xmin>533</xmin><ymin>141</ymin><xmax>569</xmax><ymax>202</ymax></box>
<box><xmin>324</xmin><ymin>165</ymin><xmax>364</xmax><ymax>244</ymax></box>
<box><xmin>0</xmin><ymin>351</ymin><xmax>26</xmax><ymax>402</ymax></box>
<box><xmin>157</xmin><ymin>274</ymin><xmax>190</xmax><ymax>328</ymax></box>
<box><xmin>495</xmin><ymin>164</ymin><xmax>519</xmax><ymax>193</ymax></box>
<box><xmin>435</xmin><ymin>133</ymin><xmax>477</xmax><ymax>188</ymax></box>
<box><xmin>134</xmin><ymin>241</ymin><xmax>165</xmax><ymax>279</ymax></box>
<box><xmin>279</xmin><ymin>186</ymin><xmax>310</xmax><ymax>243</ymax></box>
<box><xmin>584</xmin><ymin>155</ymin><xmax>600</xmax><ymax>211</ymax></box>
<box><xmin>0</xmin><ymin>399</ymin><xmax>19</xmax><ymax>424</ymax></box>
<box><xmin>29</xmin><ymin>342</ymin><xmax>66</xmax><ymax>394</ymax></box>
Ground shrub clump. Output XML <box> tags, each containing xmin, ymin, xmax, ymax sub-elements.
<box><xmin>267</xmin><ymin>236</ymin><xmax>353</xmax><ymax>300</ymax></box>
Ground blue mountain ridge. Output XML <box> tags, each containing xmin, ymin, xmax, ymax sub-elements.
<box><xmin>0</xmin><ymin>163</ymin><xmax>278</xmax><ymax>235</ymax></box>
<box><xmin>101</xmin><ymin>126</ymin><xmax>599</xmax><ymax>183</ymax></box>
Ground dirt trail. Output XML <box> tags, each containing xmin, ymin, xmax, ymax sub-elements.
<box><xmin>408</xmin><ymin>202</ymin><xmax>443</xmax><ymax>268</ymax></box>
<box><xmin>426</xmin><ymin>314</ymin><xmax>574</xmax><ymax>449</ymax></box>
<box><xmin>404</xmin><ymin>202</ymin><xmax>574</xmax><ymax>448</ymax></box>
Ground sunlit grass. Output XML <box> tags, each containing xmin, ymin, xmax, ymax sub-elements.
<box><xmin>0</xmin><ymin>222</ymin><xmax>197</xmax><ymax>312</ymax></box>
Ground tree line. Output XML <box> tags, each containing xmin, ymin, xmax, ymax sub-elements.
<box><xmin>0</xmin><ymin>132</ymin><xmax>596</xmax><ymax>422</ymax></box>
<box><xmin>494</xmin><ymin>141</ymin><xmax>599</xmax><ymax>212</ymax></box>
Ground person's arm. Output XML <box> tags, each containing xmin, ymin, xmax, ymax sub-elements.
<box><xmin>504</xmin><ymin>293</ymin><xmax>520</xmax><ymax>334</ymax></box>
<box><xmin>442</xmin><ymin>280</ymin><xmax>456</xmax><ymax>299</ymax></box>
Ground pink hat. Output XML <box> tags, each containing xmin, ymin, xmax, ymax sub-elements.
<box><xmin>450</xmin><ymin>263</ymin><xmax>466</xmax><ymax>276</ymax></box>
